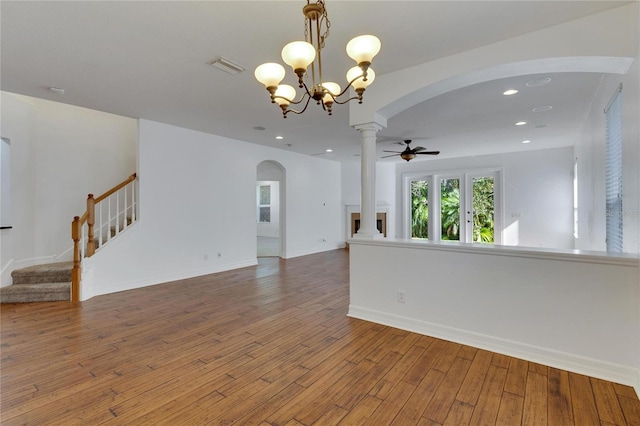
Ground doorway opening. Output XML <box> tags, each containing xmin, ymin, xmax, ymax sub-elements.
<box><xmin>256</xmin><ymin>161</ymin><xmax>285</xmax><ymax>258</ymax></box>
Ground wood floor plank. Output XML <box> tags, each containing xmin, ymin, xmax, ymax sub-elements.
<box><xmin>618</xmin><ymin>395</ymin><xmax>640</xmax><ymax>426</ymax></box>
<box><xmin>504</xmin><ymin>357</ymin><xmax>529</xmax><ymax>397</ymax></box>
<box><xmin>1</xmin><ymin>250</ymin><xmax>639</xmax><ymax>425</ymax></box>
<box><xmin>468</xmin><ymin>364</ymin><xmax>508</xmax><ymax>425</ymax></box>
<box><xmin>455</xmin><ymin>348</ymin><xmax>493</xmax><ymax>405</ymax></box>
<box><xmin>364</xmin><ymin>380</ymin><xmax>417</xmax><ymax>425</ymax></box>
<box><xmin>569</xmin><ymin>372</ymin><xmax>600</xmax><ymax>426</ymax></box>
<box><xmin>522</xmin><ymin>370</ymin><xmax>548</xmax><ymax>426</ymax></box>
<box><xmin>548</xmin><ymin>367</ymin><xmax>574</xmax><ymax>425</ymax></box>
<box><xmin>495</xmin><ymin>391</ymin><xmax>524</xmax><ymax>425</ymax></box>
<box><xmin>339</xmin><ymin>394</ymin><xmax>383</xmax><ymax>425</ymax></box>
<box><xmin>591</xmin><ymin>377</ymin><xmax>627</xmax><ymax>425</ymax></box>
<box><xmin>422</xmin><ymin>356</ymin><xmax>472</xmax><ymax>424</ymax></box>
<box><xmin>443</xmin><ymin>399</ymin><xmax>474</xmax><ymax>425</ymax></box>
<box><xmin>391</xmin><ymin>369</ymin><xmax>445</xmax><ymax>425</ymax></box>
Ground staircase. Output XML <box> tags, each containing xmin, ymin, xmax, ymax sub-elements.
<box><xmin>1</xmin><ymin>173</ymin><xmax>138</xmax><ymax>303</ymax></box>
<box><xmin>0</xmin><ymin>262</ymin><xmax>72</xmax><ymax>303</ymax></box>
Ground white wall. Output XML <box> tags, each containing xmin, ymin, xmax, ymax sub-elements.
<box><xmin>349</xmin><ymin>240</ymin><xmax>640</xmax><ymax>394</ymax></box>
<box><xmin>375</xmin><ymin>148</ymin><xmax>574</xmax><ymax>249</ymax></box>
<box><xmin>82</xmin><ymin>119</ymin><xmax>343</xmax><ymax>299</ymax></box>
<box><xmin>0</xmin><ymin>92</ymin><xmax>137</xmax><ymax>286</ymax></box>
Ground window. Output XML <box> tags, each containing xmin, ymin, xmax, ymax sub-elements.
<box><xmin>405</xmin><ymin>169</ymin><xmax>501</xmax><ymax>244</ymax></box>
<box><xmin>257</xmin><ymin>184</ymin><xmax>271</xmax><ymax>223</ymax></box>
<box><xmin>605</xmin><ymin>87</ymin><xmax>622</xmax><ymax>253</ymax></box>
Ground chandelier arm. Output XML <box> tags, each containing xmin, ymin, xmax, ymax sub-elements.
<box><xmin>321</xmin><ymin>72</ymin><xmax>369</xmax><ymax>105</ymax></box>
<box><xmin>283</xmin><ymin>92</ymin><xmax>314</xmax><ymax>117</ymax></box>
<box><xmin>330</xmin><ymin>95</ymin><xmax>361</xmax><ymax>105</ymax></box>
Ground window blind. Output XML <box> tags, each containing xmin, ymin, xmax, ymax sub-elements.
<box><xmin>605</xmin><ymin>87</ymin><xmax>623</xmax><ymax>253</ymax></box>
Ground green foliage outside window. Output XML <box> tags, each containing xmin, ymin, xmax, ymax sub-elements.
<box><xmin>410</xmin><ymin>177</ymin><xmax>494</xmax><ymax>243</ymax></box>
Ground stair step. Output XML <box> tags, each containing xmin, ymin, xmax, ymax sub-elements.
<box><xmin>11</xmin><ymin>261</ymin><xmax>73</xmax><ymax>285</ymax></box>
<box><xmin>0</xmin><ymin>282</ymin><xmax>70</xmax><ymax>303</ymax></box>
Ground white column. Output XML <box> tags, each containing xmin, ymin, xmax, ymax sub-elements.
<box><xmin>353</xmin><ymin>123</ymin><xmax>384</xmax><ymax>239</ymax></box>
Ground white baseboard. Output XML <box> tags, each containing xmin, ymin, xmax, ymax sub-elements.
<box><xmin>348</xmin><ymin>305</ymin><xmax>640</xmax><ymax>397</ymax></box>
<box><xmin>283</xmin><ymin>243</ymin><xmax>346</xmax><ymax>259</ymax></box>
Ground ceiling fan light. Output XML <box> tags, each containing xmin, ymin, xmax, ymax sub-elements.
<box><xmin>274</xmin><ymin>84</ymin><xmax>296</xmax><ymax>106</ymax></box>
<box><xmin>254</xmin><ymin>63</ymin><xmax>286</xmax><ymax>88</ymax></box>
<box><xmin>347</xmin><ymin>67</ymin><xmax>375</xmax><ymax>89</ymax></box>
<box><xmin>346</xmin><ymin>35</ymin><xmax>381</xmax><ymax>64</ymax></box>
<box><xmin>281</xmin><ymin>41</ymin><xmax>316</xmax><ymax>72</ymax></box>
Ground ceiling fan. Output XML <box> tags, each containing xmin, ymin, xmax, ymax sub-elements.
<box><xmin>382</xmin><ymin>140</ymin><xmax>440</xmax><ymax>162</ymax></box>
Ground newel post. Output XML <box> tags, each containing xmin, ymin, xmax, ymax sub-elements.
<box><xmin>86</xmin><ymin>194</ymin><xmax>95</xmax><ymax>257</ymax></box>
<box><xmin>71</xmin><ymin>216</ymin><xmax>81</xmax><ymax>302</ymax></box>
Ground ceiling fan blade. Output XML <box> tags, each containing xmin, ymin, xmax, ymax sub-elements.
<box><xmin>381</xmin><ymin>154</ymin><xmax>400</xmax><ymax>158</ymax></box>
<box><xmin>416</xmin><ymin>151</ymin><xmax>440</xmax><ymax>155</ymax></box>
<box><xmin>382</xmin><ymin>150</ymin><xmax>402</xmax><ymax>153</ymax></box>
<box><xmin>413</xmin><ymin>146</ymin><xmax>426</xmax><ymax>152</ymax></box>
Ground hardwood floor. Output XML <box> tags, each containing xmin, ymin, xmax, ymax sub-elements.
<box><xmin>2</xmin><ymin>249</ymin><xmax>639</xmax><ymax>425</ymax></box>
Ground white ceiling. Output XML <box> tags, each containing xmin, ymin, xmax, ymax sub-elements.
<box><xmin>0</xmin><ymin>1</ymin><xmax>631</xmax><ymax>162</ymax></box>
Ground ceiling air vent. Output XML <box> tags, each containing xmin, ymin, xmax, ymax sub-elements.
<box><xmin>209</xmin><ymin>57</ymin><xmax>246</xmax><ymax>75</ymax></box>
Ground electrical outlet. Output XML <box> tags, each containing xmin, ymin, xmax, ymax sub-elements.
<box><xmin>397</xmin><ymin>290</ymin><xmax>405</xmax><ymax>303</ymax></box>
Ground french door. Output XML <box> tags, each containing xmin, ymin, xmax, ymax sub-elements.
<box><xmin>406</xmin><ymin>170</ymin><xmax>501</xmax><ymax>244</ymax></box>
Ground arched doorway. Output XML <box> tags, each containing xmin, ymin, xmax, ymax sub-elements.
<box><xmin>256</xmin><ymin>160</ymin><xmax>285</xmax><ymax>258</ymax></box>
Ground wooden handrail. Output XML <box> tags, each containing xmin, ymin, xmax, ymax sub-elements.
<box><xmin>71</xmin><ymin>173</ymin><xmax>137</xmax><ymax>303</ymax></box>
<box><xmin>95</xmin><ymin>173</ymin><xmax>137</xmax><ymax>203</ymax></box>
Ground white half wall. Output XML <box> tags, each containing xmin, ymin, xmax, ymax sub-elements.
<box><xmin>349</xmin><ymin>239</ymin><xmax>640</xmax><ymax>394</ymax></box>
<box><xmin>82</xmin><ymin>119</ymin><xmax>343</xmax><ymax>299</ymax></box>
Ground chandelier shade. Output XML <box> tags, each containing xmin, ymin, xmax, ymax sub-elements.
<box><xmin>254</xmin><ymin>63</ymin><xmax>286</xmax><ymax>89</ymax></box>
<box><xmin>346</xmin><ymin>35</ymin><xmax>381</xmax><ymax>65</ymax></box>
<box><xmin>281</xmin><ymin>41</ymin><xmax>316</xmax><ymax>73</ymax></box>
<box><xmin>255</xmin><ymin>0</ymin><xmax>381</xmax><ymax>117</ymax></box>
<box><xmin>347</xmin><ymin>67</ymin><xmax>375</xmax><ymax>90</ymax></box>
<box><xmin>274</xmin><ymin>85</ymin><xmax>297</xmax><ymax>107</ymax></box>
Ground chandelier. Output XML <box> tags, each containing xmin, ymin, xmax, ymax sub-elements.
<box><xmin>254</xmin><ymin>0</ymin><xmax>381</xmax><ymax>118</ymax></box>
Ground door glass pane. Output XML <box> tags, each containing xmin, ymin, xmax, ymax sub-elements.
<box><xmin>472</xmin><ymin>176</ymin><xmax>494</xmax><ymax>243</ymax></box>
<box><xmin>441</xmin><ymin>178</ymin><xmax>460</xmax><ymax>240</ymax></box>
<box><xmin>410</xmin><ymin>180</ymin><xmax>429</xmax><ymax>239</ymax></box>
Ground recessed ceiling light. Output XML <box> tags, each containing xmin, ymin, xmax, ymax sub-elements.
<box><xmin>326</xmin><ymin>149</ymin><xmax>333</xmax><ymax>153</ymax></box>
<box><xmin>49</xmin><ymin>87</ymin><xmax>65</xmax><ymax>94</ymax></box>
<box><xmin>253</xmin><ymin>126</ymin><xmax>266</xmax><ymax>131</ymax></box>
<box><xmin>503</xmin><ymin>89</ymin><xmax>518</xmax><ymax>96</ymax></box>
<box><xmin>515</xmin><ymin>121</ymin><xmax>527</xmax><ymax>126</ymax></box>
<box><xmin>532</xmin><ymin>105</ymin><xmax>553</xmax><ymax>112</ymax></box>
<box><xmin>275</xmin><ymin>136</ymin><xmax>283</xmax><ymax>140</ymax></box>
<box><xmin>526</xmin><ymin>77</ymin><xmax>552</xmax><ymax>87</ymax></box>
<box><xmin>522</xmin><ymin>140</ymin><xmax>531</xmax><ymax>144</ymax></box>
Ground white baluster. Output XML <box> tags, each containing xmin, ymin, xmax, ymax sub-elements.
<box><xmin>99</xmin><ymin>201</ymin><xmax>103</xmax><ymax>248</ymax></box>
<box><xmin>107</xmin><ymin>196</ymin><xmax>112</xmax><ymax>242</ymax></box>
<box><xmin>124</xmin><ymin>184</ymin><xmax>128</xmax><ymax>230</ymax></box>
<box><xmin>132</xmin><ymin>180</ymin><xmax>136</xmax><ymax>222</ymax></box>
<box><xmin>116</xmin><ymin>190</ymin><xmax>120</xmax><ymax>236</ymax></box>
